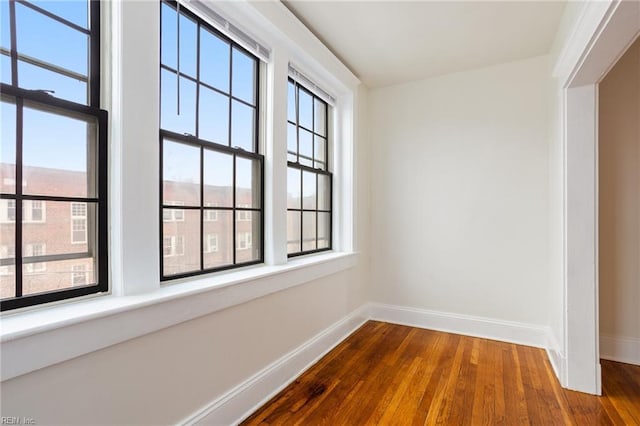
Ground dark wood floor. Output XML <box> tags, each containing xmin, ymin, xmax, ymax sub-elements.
<box><xmin>242</xmin><ymin>321</ymin><xmax>640</xmax><ymax>425</ymax></box>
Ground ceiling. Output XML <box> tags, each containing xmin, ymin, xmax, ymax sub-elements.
<box><xmin>282</xmin><ymin>1</ymin><xmax>566</xmax><ymax>88</ymax></box>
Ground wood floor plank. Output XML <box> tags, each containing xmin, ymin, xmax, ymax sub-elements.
<box><xmin>241</xmin><ymin>321</ymin><xmax>640</xmax><ymax>425</ymax></box>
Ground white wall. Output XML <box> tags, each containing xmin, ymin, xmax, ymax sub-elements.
<box><xmin>369</xmin><ymin>55</ymin><xmax>551</xmax><ymax>326</ymax></box>
<box><xmin>599</xmin><ymin>37</ymin><xmax>640</xmax><ymax>362</ymax></box>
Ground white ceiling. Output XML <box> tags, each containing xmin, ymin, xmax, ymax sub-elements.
<box><xmin>282</xmin><ymin>1</ymin><xmax>566</xmax><ymax>88</ymax></box>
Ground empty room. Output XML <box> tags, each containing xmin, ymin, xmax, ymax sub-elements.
<box><xmin>0</xmin><ymin>0</ymin><xmax>638</xmax><ymax>424</ymax></box>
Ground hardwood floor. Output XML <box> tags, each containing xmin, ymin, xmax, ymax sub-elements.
<box><xmin>242</xmin><ymin>321</ymin><xmax>640</xmax><ymax>425</ymax></box>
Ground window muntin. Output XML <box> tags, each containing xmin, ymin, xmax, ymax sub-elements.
<box><xmin>160</xmin><ymin>1</ymin><xmax>263</xmax><ymax>280</ymax></box>
<box><xmin>0</xmin><ymin>0</ymin><xmax>107</xmax><ymax>311</ymax></box>
<box><xmin>287</xmin><ymin>79</ymin><xmax>332</xmax><ymax>256</ymax></box>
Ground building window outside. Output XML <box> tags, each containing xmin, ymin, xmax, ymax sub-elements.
<box><xmin>71</xmin><ymin>202</ymin><xmax>88</xmax><ymax>244</ymax></box>
<box><xmin>71</xmin><ymin>264</ymin><xmax>87</xmax><ymax>286</ymax></box>
<box><xmin>163</xmin><ymin>235</ymin><xmax>184</xmax><ymax>257</ymax></box>
<box><xmin>24</xmin><ymin>243</ymin><xmax>46</xmax><ymax>273</ymax></box>
<box><xmin>204</xmin><ymin>233</ymin><xmax>218</xmax><ymax>253</ymax></box>
<box><xmin>0</xmin><ymin>0</ymin><xmax>107</xmax><ymax>311</ymax></box>
<box><xmin>237</xmin><ymin>232</ymin><xmax>252</xmax><ymax>250</ymax></box>
<box><xmin>286</xmin><ymin>79</ymin><xmax>332</xmax><ymax>256</ymax></box>
<box><xmin>160</xmin><ymin>0</ymin><xmax>263</xmax><ymax>279</ymax></box>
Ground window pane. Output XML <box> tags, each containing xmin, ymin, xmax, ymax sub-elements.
<box><xmin>0</xmin><ymin>222</ymin><xmax>15</xmax><ymax>299</ymax></box>
<box><xmin>22</xmin><ymin>201</ymin><xmax>95</xmax><ymax>256</ymax></box>
<box><xmin>236</xmin><ymin>156</ymin><xmax>261</xmax><ymax>208</ymax></box>
<box><xmin>318</xmin><ymin>212</ymin><xmax>330</xmax><ymax>249</ymax></box>
<box><xmin>179</xmin><ymin>13</ymin><xmax>198</xmax><ymax>78</ymax></box>
<box><xmin>16</xmin><ymin>3</ymin><xmax>88</xmax><ymax>76</ymax></box>
<box><xmin>318</xmin><ymin>174</ymin><xmax>331</xmax><ymax>211</ymax></box>
<box><xmin>161</xmin><ymin>2</ymin><xmax>177</xmax><ymax>68</ymax></box>
<box><xmin>23</xmin><ymin>257</ymin><xmax>95</xmax><ymax>296</ymax></box>
<box><xmin>1</xmin><ymin>98</ymin><xmax>16</xmax><ymax>194</ymax></box>
<box><xmin>302</xmin><ymin>171</ymin><xmax>316</xmax><ymax>210</ymax></box>
<box><xmin>314</xmin><ymin>135</ymin><xmax>326</xmax><ymax>169</ymax></box>
<box><xmin>231</xmin><ymin>47</ymin><xmax>255</xmax><ymax>105</ymax></box>
<box><xmin>236</xmin><ymin>210</ymin><xmax>260</xmax><ymax>263</ymax></box>
<box><xmin>302</xmin><ymin>211</ymin><xmax>316</xmax><ymax>251</ymax></box>
<box><xmin>200</xmin><ymin>27</ymin><xmax>230</xmax><ymax>92</ymax></box>
<box><xmin>162</xmin><ymin>209</ymin><xmax>200</xmax><ymax>276</ymax></box>
<box><xmin>22</xmin><ymin>103</ymin><xmax>96</xmax><ymax>198</ymax></box>
<box><xmin>231</xmin><ymin>101</ymin><xmax>255</xmax><ymax>152</ymax></box>
<box><xmin>199</xmin><ymin>84</ymin><xmax>229</xmax><ymax>145</ymax></box>
<box><xmin>1</xmin><ymin>53</ymin><xmax>11</xmax><ymax>84</ymax></box>
<box><xmin>163</xmin><ymin>139</ymin><xmax>200</xmax><ymax>206</ymax></box>
<box><xmin>314</xmin><ymin>98</ymin><xmax>326</xmax><ymax>136</ymax></box>
<box><xmin>298</xmin><ymin>89</ymin><xmax>312</xmax><ymax>130</ymax></box>
<box><xmin>299</xmin><ymin>129</ymin><xmax>313</xmax><ymax>167</ymax></box>
<box><xmin>29</xmin><ymin>1</ymin><xmax>89</xmax><ymax>29</ymax></box>
<box><xmin>287</xmin><ymin>81</ymin><xmax>296</xmax><ymax>123</ymax></box>
<box><xmin>161</xmin><ymin>70</ymin><xmax>196</xmax><ymax>135</ymax></box>
<box><xmin>287</xmin><ymin>211</ymin><xmax>301</xmax><ymax>254</ymax></box>
<box><xmin>203</xmin><ymin>210</ymin><xmax>232</xmax><ymax>269</ymax></box>
<box><xmin>287</xmin><ymin>123</ymin><xmax>297</xmax><ymax>162</ymax></box>
<box><xmin>18</xmin><ymin>60</ymin><xmax>87</xmax><ymax>104</ymax></box>
<box><xmin>287</xmin><ymin>167</ymin><xmax>301</xmax><ymax>209</ymax></box>
<box><xmin>203</xmin><ymin>149</ymin><xmax>233</xmax><ymax>207</ymax></box>
<box><xmin>0</xmin><ymin>1</ymin><xmax>10</xmax><ymax>50</ymax></box>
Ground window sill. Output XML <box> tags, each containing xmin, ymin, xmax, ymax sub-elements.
<box><xmin>0</xmin><ymin>251</ymin><xmax>358</xmax><ymax>381</ymax></box>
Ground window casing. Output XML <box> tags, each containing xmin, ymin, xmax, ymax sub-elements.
<box><xmin>286</xmin><ymin>79</ymin><xmax>332</xmax><ymax>256</ymax></box>
<box><xmin>159</xmin><ymin>0</ymin><xmax>263</xmax><ymax>280</ymax></box>
<box><xmin>0</xmin><ymin>0</ymin><xmax>107</xmax><ymax>311</ymax></box>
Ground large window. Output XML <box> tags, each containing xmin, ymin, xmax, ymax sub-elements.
<box><xmin>160</xmin><ymin>1</ymin><xmax>263</xmax><ymax>279</ymax></box>
<box><xmin>0</xmin><ymin>0</ymin><xmax>107</xmax><ymax>311</ymax></box>
<box><xmin>287</xmin><ymin>79</ymin><xmax>332</xmax><ymax>256</ymax></box>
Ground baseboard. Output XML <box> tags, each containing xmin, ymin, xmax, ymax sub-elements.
<box><xmin>600</xmin><ymin>334</ymin><xmax>640</xmax><ymax>365</ymax></box>
<box><xmin>368</xmin><ymin>302</ymin><xmax>549</xmax><ymax>349</ymax></box>
<box><xmin>181</xmin><ymin>305</ymin><xmax>369</xmax><ymax>425</ymax></box>
<box><xmin>545</xmin><ymin>331</ymin><xmax>566</xmax><ymax>386</ymax></box>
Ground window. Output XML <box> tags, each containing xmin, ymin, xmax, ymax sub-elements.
<box><xmin>237</xmin><ymin>204</ymin><xmax>251</xmax><ymax>221</ymax></box>
<box><xmin>0</xmin><ymin>246</ymin><xmax>15</xmax><ymax>276</ymax></box>
<box><xmin>71</xmin><ymin>202</ymin><xmax>88</xmax><ymax>244</ymax></box>
<box><xmin>163</xmin><ymin>235</ymin><xmax>184</xmax><ymax>257</ymax></box>
<box><xmin>24</xmin><ymin>243</ymin><xmax>46</xmax><ymax>273</ymax></box>
<box><xmin>0</xmin><ymin>0</ymin><xmax>107</xmax><ymax>311</ymax></box>
<box><xmin>71</xmin><ymin>264</ymin><xmax>87</xmax><ymax>286</ymax></box>
<box><xmin>160</xmin><ymin>1</ymin><xmax>263</xmax><ymax>279</ymax></box>
<box><xmin>22</xmin><ymin>200</ymin><xmax>46</xmax><ymax>222</ymax></box>
<box><xmin>204</xmin><ymin>233</ymin><xmax>218</xmax><ymax>253</ymax></box>
<box><xmin>203</xmin><ymin>203</ymin><xmax>218</xmax><ymax>222</ymax></box>
<box><xmin>287</xmin><ymin>79</ymin><xmax>332</xmax><ymax>256</ymax></box>
<box><xmin>163</xmin><ymin>201</ymin><xmax>185</xmax><ymax>222</ymax></box>
<box><xmin>237</xmin><ymin>232</ymin><xmax>252</xmax><ymax>250</ymax></box>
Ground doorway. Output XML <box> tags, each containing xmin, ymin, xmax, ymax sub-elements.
<box><xmin>598</xmin><ymin>36</ymin><xmax>640</xmax><ymax>367</ymax></box>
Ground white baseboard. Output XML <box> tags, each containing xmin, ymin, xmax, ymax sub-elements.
<box><xmin>368</xmin><ymin>302</ymin><xmax>549</xmax><ymax>349</ymax></box>
<box><xmin>545</xmin><ymin>329</ymin><xmax>566</xmax><ymax>386</ymax></box>
<box><xmin>181</xmin><ymin>305</ymin><xmax>369</xmax><ymax>426</ymax></box>
<box><xmin>600</xmin><ymin>334</ymin><xmax>640</xmax><ymax>365</ymax></box>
